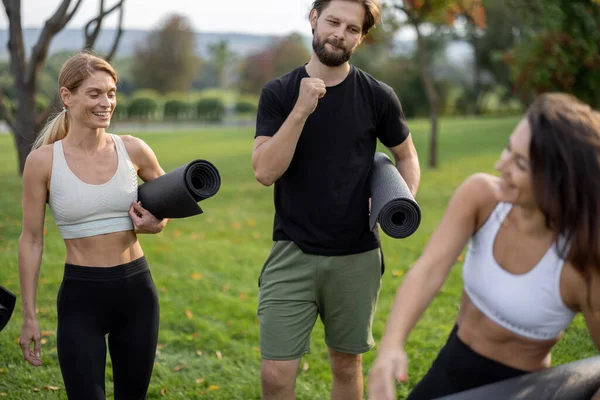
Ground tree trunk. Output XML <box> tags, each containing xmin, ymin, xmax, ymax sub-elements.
<box><xmin>12</xmin><ymin>83</ymin><xmax>38</xmax><ymax>174</ymax></box>
<box><xmin>415</xmin><ymin>25</ymin><xmax>439</xmax><ymax>168</ymax></box>
<box><xmin>472</xmin><ymin>39</ymin><xmax>482</xmax><ymax>115</ymax></box>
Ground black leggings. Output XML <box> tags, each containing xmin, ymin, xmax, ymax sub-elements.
<box><xmin>407</xmin><ymin>325</ymin><xmax>528</xmax><ymax>400</ymax></box>
<box><xmin>57</xmin><ymin>257</ymin><xmax>159</xmax><ymax>400</ymax></box>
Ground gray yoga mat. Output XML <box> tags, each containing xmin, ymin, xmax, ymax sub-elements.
<box><xmin>0</xmin><ymin>286</ymin><xmax>16</xmax><ymax>333</ymax></box>
<box><xmin>369</xmin><ymin>152</ymin><xmax>421</xmax><ymax>239</ymax></box>
<box><xmin>138</xmin><ymin>159</ymin><xmax>221</xmax><ymax>219</ymax></box>
<box><xmin>436</xmin><ymin>356</ymin><xmax>600</xmax><ymax>400</ymax></box>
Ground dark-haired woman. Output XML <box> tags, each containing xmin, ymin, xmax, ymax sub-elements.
<box><xmin>368</xmin><ymin>93</ymin><xmax>600</xmax><ymax>400</ymax></box>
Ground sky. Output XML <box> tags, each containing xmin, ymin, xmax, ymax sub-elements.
<box><xmin>4</xmin><ymin>0</ymin><xmax>320</xmax><ymax>36</ymax></box>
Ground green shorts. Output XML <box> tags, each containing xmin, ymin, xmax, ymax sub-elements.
<box><xmin>257</xmin><ymin>241</ymin><xmax>383</xmax><ymax>360</ymax></box>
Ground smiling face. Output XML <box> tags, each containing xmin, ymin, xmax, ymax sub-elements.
<box><xmin>61</xmin><ymin>71</ymin><xmax>117</xmax><ymax>130</ymax></box>
<box><xmin>494</xmin><ymin>118</ymin><xmax>536</xmax><ymax>207</ymax></box>
<box><xmin>310</xmin><ymin>0</ymin><xmax>365</xmax><ymax>66</ymax></box>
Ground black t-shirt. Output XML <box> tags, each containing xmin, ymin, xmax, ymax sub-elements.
<box><xmin>255</xmin><ymin>64</ymin><xmax>410</xmax><ymax>256</ymax></box>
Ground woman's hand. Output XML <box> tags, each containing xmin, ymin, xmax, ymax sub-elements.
<box><xmin>129</xmin><ymin>201</ymin><xmax>167</xmax><ymax>234</ymax></box>
<box><xmin>368</xmin><ymin>346</ymin><xmax>409</xmax><ymax>400</ymax></box>
<box><xmin>20</xmin><ymin>319</ymin><xmax>42</xmax><ymax>366</ymax></box>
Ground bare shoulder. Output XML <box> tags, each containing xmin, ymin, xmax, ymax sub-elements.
<box><xmin>456</xmin><ymin>173</ymin><xmax>499</xmax><ymax>203</ymax></box>
<box><xmin>118</xmin><ymin>134</ymin><xmax>147</xmax><ymax>153</ymax></box>
<box><xmin>23</xmin><ymin>145</ymin><xmax>53</xmax><ymax>180</ymax></box>
<box><xmin>455</xmin><ymin>173</ymin><xmax>501</xmax><ymax>229</ymax></box>
<box><xmin>116</xmin><ymin>134</ymin><xmax>156</xmax><ymax>165</ymax></box>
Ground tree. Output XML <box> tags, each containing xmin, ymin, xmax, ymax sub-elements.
<box><xmin>239</xmin><ymin>33</ymin><xmax>310</xmax><ymax>94</ymax></box>
<box><xmin>1</xmin><ymin>0</ymin><xmax>125</xmax><ymax>175</ymax></box>
<box><xmin>392</xmin><ymin>0</ymin><xmax>486</xmax><ymax>168</ymax></box>
<box><xmin>131</xmin><ymin>14</ymin><xmax>199</xmax><ymax>94</ymax></box>
<box><xmin>505</xmin><ymin>0</ymin><xmax>600</xmax><ymax>108</ymax></box>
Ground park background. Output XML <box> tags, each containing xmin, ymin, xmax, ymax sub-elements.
<box><xmin>0</xmin><ymin>0</ymin><xmax>599</xmax><ymax>398</ymax></box>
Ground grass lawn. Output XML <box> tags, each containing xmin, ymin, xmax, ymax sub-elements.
<box><xmin>0</xmin><ymin>116</ymin><xmax>596</xmax><ymax>399</ymax></box>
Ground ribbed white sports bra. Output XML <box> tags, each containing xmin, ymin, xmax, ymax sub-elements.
<box><xmin>462</xmin><ymin>202</ymin><xmax>576</xmax><ymax>340</ymax></box>
<box><xmin>48</xmin><ymin>134</ymin><xmax>138</xmax><ymax>239</ymax></box>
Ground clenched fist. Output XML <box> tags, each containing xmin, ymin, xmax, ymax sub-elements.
<box><xmin>293</xmin><ymin>77</ymin><xmax>326</xmax><ymax>117</ymax></box>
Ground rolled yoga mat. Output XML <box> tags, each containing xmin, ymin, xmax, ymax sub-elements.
<box><xmin>138</xmin><ymin>159</ymin><xmax>221</xmax><ymax>219</ymax></box>
<box><xmin>0</xmin><ymin>286</ymin><xmax>16</xmax><ymax>333</ymax></box>
<box><xmin>436</xmin><ymin>356</ymin><xmax>600</xmax><ymax>400</ymax></box>
<box><xmin>369</xmin><ymin>152</ymin><xmax>421</xmax><ymax>239</ymax></box>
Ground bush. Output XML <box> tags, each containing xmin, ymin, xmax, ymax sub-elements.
<box><xmin>128</xmin><ymin>97</ymin><xmax>157</xmax><ymax>120</ymax></box>
<box><xmin>234</xmin><ymin>99</ymin><xmax>258</xmax><ymax>114</ymax></box>
<box><xmin>164</xmin><ymin>99</ymin><xmax>191</xmax><ymax>120</ymax></box>
<box><xmin>196</xmin><ymin>97</ymin><xmax>225</xmax><ymax>122</ymax></box>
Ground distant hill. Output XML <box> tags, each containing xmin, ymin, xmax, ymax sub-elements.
<box><xmin>0</xmin><ymin>28</ymin><xmax>292</xmax><ymax>60</ymax></box>
<box><xmin>0</xmin><ymin>28</ymin><xmax>418</xmax><ymax>60</ymax></box>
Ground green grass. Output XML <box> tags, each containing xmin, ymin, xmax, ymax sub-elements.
<box><xmin>0</xmin><ymin>116</ymin><xmax>596</xmax><ymax>399</ymax></box>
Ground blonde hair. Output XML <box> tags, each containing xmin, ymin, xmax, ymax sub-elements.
<box><xmin>33</xmin><ymin>52</ymin><xmax>118</xmax><ymax>150</ymax></box>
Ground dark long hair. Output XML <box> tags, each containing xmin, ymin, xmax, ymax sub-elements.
<box><xmin>528</xmin><ymin>93</ymin><xmax>600</xmax><ymax>305</ymax></box>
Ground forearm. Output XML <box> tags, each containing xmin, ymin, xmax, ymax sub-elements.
<box><xmin>379</xmin><ymin>262</ymin><xmax>448</xmax><ymax>350</ymax></box>
<box><xmin>18</xmin><ymin>238</ymin><xmax>43</xmax><ymax>321</ymax></box>
<box><xmin>253</xmin><ymin>110</ymin><xmax>308</xmax><ymax>186</ymax></box>
<box><xmin>396</xmin><ymin>154</ymin><xmax>421</xmax><ymax>197</ymax></box>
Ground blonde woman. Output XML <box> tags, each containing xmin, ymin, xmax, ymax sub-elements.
<box><xmin>18</xmin><ymin>52</ymin><xmax>167</xmax><ymax>399</ymax></box>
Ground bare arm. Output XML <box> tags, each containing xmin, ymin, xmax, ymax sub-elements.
<box><xmin>252</xmin><ymin>78</ymin><xmax>326</xmax><ymax>186</ymax></box>
<box><xmin>123</xmin><ymin>135</ymin><xmax>169</xmax><ymax>233</ymax></box>
<box><xmin>388</xmin><ymin>134</ymin><xmax>420</xmax><ymax>197</ymax></box>
<box><xmin>252</xmin><ymin>111</ymin><xmax>309</xmax><ymax>186</ymax></box>
<box><xmin>18</xmin><ymin>148</ymin><xmax>51</xmax><ymax>366</ymax></box>
<box><xmin>368</xmin><ymin>174</ymin><xmax>493</xmax><ymax>400</ymax></box>
<box><xmin>378</xmin><ymin>175</ymin><xmax>486</xmax><ymax>349</ymax></box>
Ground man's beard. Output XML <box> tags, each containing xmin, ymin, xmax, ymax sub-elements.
<box><xmin>312</xmin><ymin>35</ymin><xmax>354</xmax><ymax>67</ymax></box>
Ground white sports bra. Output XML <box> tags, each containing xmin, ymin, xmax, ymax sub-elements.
<box><xmin>48</xmin><ymin>134</ymin><xmax>138</xmax><ymax>239</ymax></box>
<box><xmin>462</xmin><ymin>202</ymin><xmax>576</xmax><ymax>340</ymax></box>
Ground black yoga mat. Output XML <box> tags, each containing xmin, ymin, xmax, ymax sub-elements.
<box><xmin>138</xmin><ymin>159</ymin><xmax>221</xmax><ymax>219</ymax></box>
<box><xmin>436</xmin><ymin>356</ymin><xmax>600</xmax><ymax>400</ymax></box>
<box><xmin>369</xmin><ymin>152</ymin><xmax>421</xmax><ymax>239</ymax></box>
<box><xmin>0</xmin><ymin>286</ymin><xmax>16</xmax><ymax>333</ymax></box>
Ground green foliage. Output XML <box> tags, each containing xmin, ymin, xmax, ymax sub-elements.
<box><xmin>128</xmin><ymin>97</ymin><xmax>158</xmax><ymax>120</ymax></box>
<box><xmin>196</xmin><ymin>97</ymin><xmax>225</xmax><ymax>122</ymax></box>
<box><xmin>0</xmin><ymin>118</ymin><xmax>596</xmax><ymax>398</ymax></box>
<box><xmin>131</xmin><ymin>14</ymin><xmax>200</xmax><ymax>94</ymax></box>
<box><xmin>164</xmin><ymin>99</ymin><xmax>192</xmax><ymax>120</ymax></box>
<box><xmin>234</xmin><ymin>99</ymin><xmax>258</xmax><ymax>114</ymax></box>
<box><xmin>506</xmin><ymin>0</ymin><xmax>600</xmax><ymax>107</ymax></box>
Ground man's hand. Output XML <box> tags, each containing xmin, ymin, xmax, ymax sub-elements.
<box><xmin>293</xmin><ymin>78</ymin><xmax>326</xmax><ymax>117</ymax></box>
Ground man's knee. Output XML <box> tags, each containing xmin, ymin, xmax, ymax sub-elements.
<box><xmin>329</xmin><ymin>349</ymin><xmax>362</xmax><ymax>381</ymax></box>
<box><xmin>261</xmin><ymin>359</ymin><xmax>300</xmax><ymax>390</ymax></box>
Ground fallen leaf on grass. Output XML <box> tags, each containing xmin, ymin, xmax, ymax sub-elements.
<box><xmin>0</xmin><ymin>392</ymin><xmax>7</xmax><ymax>396</ymax></box>
<box><xmin>392</xmin><ymin>270</ymin><xmax>404</xmax><ymax>277</ymax></box>
<box><xmin>173</xmin><ymin>363</ymin><xmax>185</xmax><ymax>372</ymax></box>
<box><xmin>43</xmin><ymin>386</ymin><xmax>60</xmax><ymax>391</ymax></box>
<box><xmin>160</xmin><ymin>388</ymin><xmax>167</xmax><ymax>396</ymax></box>
<box><xmin>185</xmin><ymin>310</ymin><xmax>193</xmax><ymax>319</ymax></box>
<box><xmin>196</xmin><ymin>378</ymin><xmax>205</xmax><ymax>384</ymax></box>
<box><xmin>190</xmin><ymin>273</ymin><xmax>203</xmax><ymax>280</ymax></box>
<box><xmin>239</xmin><ymin>292</ymin><xmax>247</xmax><ymax>300</ymax></box>
<box><xmin>196</xmin><ymin>350</ymin><xmax>203</xmax><ymax>357</ymax></box>
<box><xmin>157</xmin><ymin>344</ymin><xmax>167</xmax><ymax>350</ymax></box>
<box><xmin>216</xmin><ymin>351</ymin><xmax>222</xmax><ymax>359</ymax></box>
<box><xmin>303</xmin><ymin>362</ymin><xmax>309</xmax><ymax>371</ymax></box>
<box><xmin>41</xmin><ymin>339</ymin><xmax>48</xmax><ymax>345</ymax></box>
<box><xmin>208</xmin><ymin>385</ymin><xmax>219</xmax><ymax>391</ymax></box>
<box><xmin>0</xmin><ymin>368</ymin><xmax>4</xmax><ymax>373</ymax></box>
<box><xmin>32</xmin><ymin>388</ymin><xmax>40</xmax><ymax>392</ymax></box>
